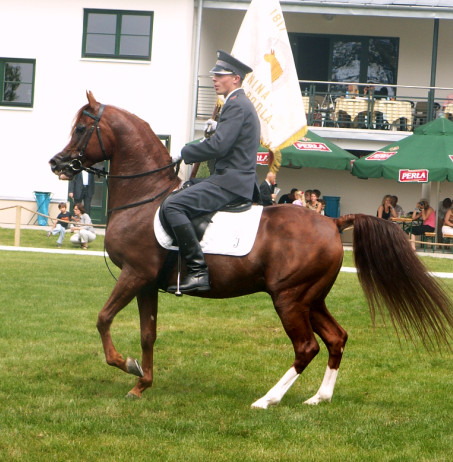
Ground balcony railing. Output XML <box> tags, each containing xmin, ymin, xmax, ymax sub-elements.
<box><xmin>196</xmin><ymin>76</ymin><xmax>453</xmax><ymax>132</ymax></box>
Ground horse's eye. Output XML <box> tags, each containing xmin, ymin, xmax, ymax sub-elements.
<box><xmin>75</xmin><ymin>124</ymin><xmax>85</xmax><ymax>135</ymax></box>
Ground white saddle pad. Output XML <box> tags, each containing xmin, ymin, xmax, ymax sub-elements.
<box><xmin>154</xmin><ymin>205</ymin><xmax>263</xmax><ymax>256</ymax></box>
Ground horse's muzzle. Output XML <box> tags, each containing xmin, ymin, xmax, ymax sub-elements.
<box><xmin>49</xmin><ymin>152</ymin><xmax>77</xmax><ymax>180</ymax></box>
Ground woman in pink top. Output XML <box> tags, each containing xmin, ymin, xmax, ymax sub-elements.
<box><xmin>409</xmin><ymin>199</ymin><xmax>436</xmax><ymax>250</ymax></box>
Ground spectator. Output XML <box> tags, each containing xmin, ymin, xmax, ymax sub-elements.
<box><xmin>347</xmin><ymin>84</ymin><xmax>359</xmax><ymax>98</ymax></box>
<box><xmin>375</xmin><ymin>87</ymin><xmax>389</xmax><ymax>100</ymax></box>
<box><xmin>278</xmin><ymin>188</ymin><xmax>298</xmax><ymax>204</ymax></box>
<box><xmin>409</xmin><ymin>199</ymin><xmax>436</xmax><ymax>251</ymax></box>
<box><xmin>307</xmin><ymin>190</ymin><xmax>322</xmax><ymax>213</ymax></box>
<box><xmin>319</xmin><ymin>198</ymin><xmax>326</xmax><ymax>216</ymax></box>
<box><xmin>391</xmin><ymin>195</ymin><xmax>404</xmax><ymax>217</ymax></box>
<box><xmin>69</xmin><ymin>203</ymin><xmax>96</xmax><ymax>249</ymax></box>
<box><xmin>438</xmin><ymin>197</ymin><xmax>452</xmax><ymax>240</ymax></box>
<box><xmin>260</xmin><ymin>171</ymin><xmax>277</xmax><ymax>206</ymax></box>
<box><xmin>442</xmin><ymin>203</ymin><xmax>453</xmax><ymax>236</ymax></box>
<box><xmin>292</xmin><ymin>190</ymin><xmax>306</xmax><ymax>207</ymax></box>
<box><xmin>47</xmin><ymin>202</ymin><xmax>71</xmax><ymax>248</ymax></box>
<box><xmin>377</xmin><ymin>194</ymin><xmax>397</xmax><ymax>220</ymax></box>
<box><xmin>68</xmin><ymin>171</ymin><xmax>95</xmax><ymax>215</ymax></box>
<box><xmin>304</xmin><ymin>189</ymin><xmax>312</xmax><ymax>204</ymax></box>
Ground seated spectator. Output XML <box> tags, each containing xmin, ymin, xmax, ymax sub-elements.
<box><xmin>69</xmin><ymin>203</ymin><xmax>96</xmax><ymax>249</ymax></box>
<box><xmin>292</xmin><ymin>190</ymin><xmax>306</xmax><ymax>207</ymax></box>
<box><xmin>304</xmin><ymin>189</ymin><xmax>312</xmax><ymax>204</ymax></box>
<box><xmin>319</xmin><ymin>199</ymin><xmax>326</xmax><ymax>216</ymax></box>
<box><xmin>409</xmin><ymin>199</ymin><xmax>436</xmax><ymax>251</ymax></box>
<box><xmin>279</xmin><ymin>188</ymin><xmax>298</xmax><ymax>204</ymax></box>
<box><xmin>347</xmin><ymin>84</ymin><xmax>359</xmax><ymax>98</ymax></box>
<box><xmin>377</xmin><ymin>195</ymin><xmax>397</xmax><ymax>220</ymax></box>
<box><xmin>441</xmin><ymin>203</ymin><xmax>453</xmax><ymax>236</ymax></box>
<box><xmin>307</xmin><ymin>190</ymin><xmax>322</xmax><ymax>213</ymax></box>
<box><xmin>47</xmin><ymin>202</ymin><xmax>71</xmax><ymax>248</ymax></box>
<box><xmin>391</xmin><ymin>195</ymin><xmax>404</xmax><ymax>217</ymax></box>
<box><xmin>363</xmin><ymin>83</ymin><xmax>375</xmax><ymax>97</ymax></box>
<box><xmin>375</xmin><ymin>87</ymin><xmax>389</xmax><ymax>100</ymax></box>
<box><xmin>438</xmin><ymin>197</ymin><xmax>452</xmax><ymax>240</ymax></box>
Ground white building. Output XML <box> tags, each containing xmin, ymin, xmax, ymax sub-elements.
<box><xmin>1</xmin><ymin>0</ymin><xmax>453</xmax><ymax>226</ymax></box>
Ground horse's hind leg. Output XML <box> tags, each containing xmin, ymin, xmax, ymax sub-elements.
<box><xmin>96</xmin><ymin>270</ymin><xmax>146</xmax><ymax>377</ymax></box>
<box><xmin>127</xmin><ymin>285</ymin><xmax>158</xmax><ymax>399</ymax></box>
<box><xmin>304</xmin><ymin>301</ymin><xmax>348</xmax><ymax>405</ymax></box>
<box><xmin>251</xmin><ymin>305</ymin><xmax>320</xmax><ymax>409</ymax></box>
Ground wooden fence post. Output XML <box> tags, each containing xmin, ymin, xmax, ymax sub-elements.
<box><xmin>14</xmin><ymin>206</ymin><xmax>21</xmax><ymax>247</ymax></box>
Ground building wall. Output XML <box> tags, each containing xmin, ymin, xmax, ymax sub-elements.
<box><xmin>0</xmin><ymin>0</ymin><xmax>195</xmax><ymax>205</ymax></box>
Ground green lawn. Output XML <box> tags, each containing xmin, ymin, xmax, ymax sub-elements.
<box><xmin>0</xmin><ymin>227</ymin><xmax>105</xmax><ymax>252</ymax></box>
<box><xmin>0</xmin><ymin>248</ymin><xmax>452</xmax><ymax>461</ymax></box>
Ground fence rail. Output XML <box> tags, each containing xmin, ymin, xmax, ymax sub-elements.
<box><xmin>0</xmin><ymin>205</ymin><xmax>105</xmax><ymax>247</ymax></box>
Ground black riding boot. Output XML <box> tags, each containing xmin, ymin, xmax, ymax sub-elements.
<box><xmin>167</xmin><ymin>223</ymin><xmax>210</xmax><ymax>294</ymax></box>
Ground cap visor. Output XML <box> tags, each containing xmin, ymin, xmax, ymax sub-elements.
<box><xmin>210</xmin><ymin>64</ymin><xmax>234</xmax><ymax>74</ymax></box>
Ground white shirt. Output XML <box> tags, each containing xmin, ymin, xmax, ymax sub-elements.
<box><xmin>82</xmin><ymin>171</ymin><xmax>89</xmax><ymax>186</ymax></box>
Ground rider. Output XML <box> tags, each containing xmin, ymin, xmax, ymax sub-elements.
<box><xmin>163</xmin><ymin>50</ymin><xmax>261</xmax><ymax>294</ymax></box>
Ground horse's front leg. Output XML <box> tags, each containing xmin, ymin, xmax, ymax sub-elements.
<box><xmin>127</xmin><ymin>285</ymin><xmax>158</xmax><ymax>399</ymax></box>
<box><xmin>96</xmin><ymin>270</ymin><xmax>147</xmax><ymax>376</ymax></box>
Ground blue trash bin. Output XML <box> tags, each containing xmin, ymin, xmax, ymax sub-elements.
<box><xmin>323</xmin><ymin>196</ymin><xmax>340</xmax><ymax>218</ymax></box>
<box><xmin>34</xmin><ymin>191</ymin><xmax>51</xmax><ymax>226</ymax></box>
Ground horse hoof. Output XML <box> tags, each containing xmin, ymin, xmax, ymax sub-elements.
<box><xmin>126</xmin><ymin>391</ymin><xmax>141</xmax><ymax>400</ymax></box>
<box><xmin>126</xmin><ymin>357</ymin><xmax>144</xmax><ymax>377</ymax></box>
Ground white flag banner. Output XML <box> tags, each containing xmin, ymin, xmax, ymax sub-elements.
<box><xmin>231</xmin><ymin>0</ymin><xmax>307</xmax><ymax>171</ymax></box>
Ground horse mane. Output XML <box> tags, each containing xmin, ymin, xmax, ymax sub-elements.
<box><xmin>70</xmin><ymin>103</ymin><xmax>168</xmax><ymax>155</ymax></box>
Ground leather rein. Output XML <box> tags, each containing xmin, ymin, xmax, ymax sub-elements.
<box><xmin>67</xmin><ymin>104</ymin><xmax>182</xmax><ymax>215</ymax></box>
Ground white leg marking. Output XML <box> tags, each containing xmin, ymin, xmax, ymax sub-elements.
<box><xmin>251</xmin><ymin>367</ymin><xmax>300</xmax><ymax>409</ymax></box>
<box><xmin>304</xmin><ymin>366</ymin><xmax>338</xmax><ymax>405</ymax></box>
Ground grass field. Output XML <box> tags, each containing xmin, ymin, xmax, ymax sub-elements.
<box><xmin>1</xmin><ymin>235</ymin><xmax>453</xmax><ymax>461</ymax></box>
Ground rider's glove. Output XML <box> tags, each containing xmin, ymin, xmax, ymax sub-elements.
<box><xmin>205</xmin><ymin>118</ymin><xmax>217</xmax><ymax>131</ymax></box>
<box><xmin>171</xmin><ymin>152</ymin><xmax>182</xmax><ymax>163</ymax></box>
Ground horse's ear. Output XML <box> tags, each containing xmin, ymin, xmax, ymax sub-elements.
<box><xmin>86</xmin><ymin>91</ymin><xmax>97</xmax><ymax>107</ymax></box>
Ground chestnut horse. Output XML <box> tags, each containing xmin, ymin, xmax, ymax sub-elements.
<box><xmin>50</xmin><ymin>92</ymin><xmax>453</xmax><ymax>408</ymax></box>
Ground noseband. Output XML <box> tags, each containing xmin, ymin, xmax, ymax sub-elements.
<box><xmin>69</xmin><ymin>104</ymin><xmax>108</xmax><ymax>174</ymax></box>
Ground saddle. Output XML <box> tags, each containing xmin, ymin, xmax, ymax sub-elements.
<box><xmin>159</xmin><ymin>185</ymin><xmax>252</xmax><ymax>245</ymax></box>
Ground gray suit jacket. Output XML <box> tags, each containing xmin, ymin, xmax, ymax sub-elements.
<box><xmin>181</xmin><ymin>89</ymin><xmax>260</xmax><ymax>201</ymax></box>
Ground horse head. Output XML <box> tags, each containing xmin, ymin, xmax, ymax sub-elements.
<box><xmin>50</xmin><ymin>91</ymin><xmax>113</xmax><ymax>180</ymax></box>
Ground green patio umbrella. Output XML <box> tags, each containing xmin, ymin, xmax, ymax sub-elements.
<box><xmin>257</xmin><ymin>129</ymin><xmax>356</xmax><ymax>171</ymax></box>
<box><xmin>351</xmin><ymin>117</ymin><xmax>453</xmax><ymax>241</ymax></box>
<box><xmin>351</xmin><ymin>117</ymin><xmax>453</xmax><ymax>181</ymax></box>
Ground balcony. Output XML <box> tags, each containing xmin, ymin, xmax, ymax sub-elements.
<box><xmin>195</xmin><ymin>76</ymin><xmax>453</xmax><ymax>151</ymax></box>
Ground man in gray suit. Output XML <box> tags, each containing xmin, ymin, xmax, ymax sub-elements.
<box><xmin>163</xmin><ymin>50</ymin><xmax>260</xmax><ymax>294</ymax></box>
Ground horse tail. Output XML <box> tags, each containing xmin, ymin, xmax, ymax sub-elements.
<box><xmin>335</xmin><ymin>214</ymin><xmax>453</xmax><ymax>349</ymax></box>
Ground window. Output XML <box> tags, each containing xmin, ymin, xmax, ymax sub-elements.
<box><xmin>0</xmin><ymin>58</ymin><xmax>35</xmax><ymax>107</ymax></box>
<box><xmin>82</xmin><ymin>9</ymin><xmax>153</xmax><ymax>60</ymax></box>
<box><xmin>290</xmin><ymin>33</ymin><xmax>399</xmax><ymax>96</ymax></box>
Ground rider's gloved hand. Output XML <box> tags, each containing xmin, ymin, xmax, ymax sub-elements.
<box><xmin>205</xmin><ymin>118</ymin><xmax>217</xmax><ymax>133</ymax></box>
<box><xmin>171</xmin><ymin>152</ymin><xmax>182</xmax><ymax>163</ymax></box>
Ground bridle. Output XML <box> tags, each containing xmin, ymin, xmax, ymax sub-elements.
<box><xmin>68</xmin><ymin>104</ymin><xmax>108</xmax><ymax>176</ymax></box>
<box><xmin>66</xmin><ymin>103</ymin><xmax>182</xmax><ymax>215</ymax></box>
